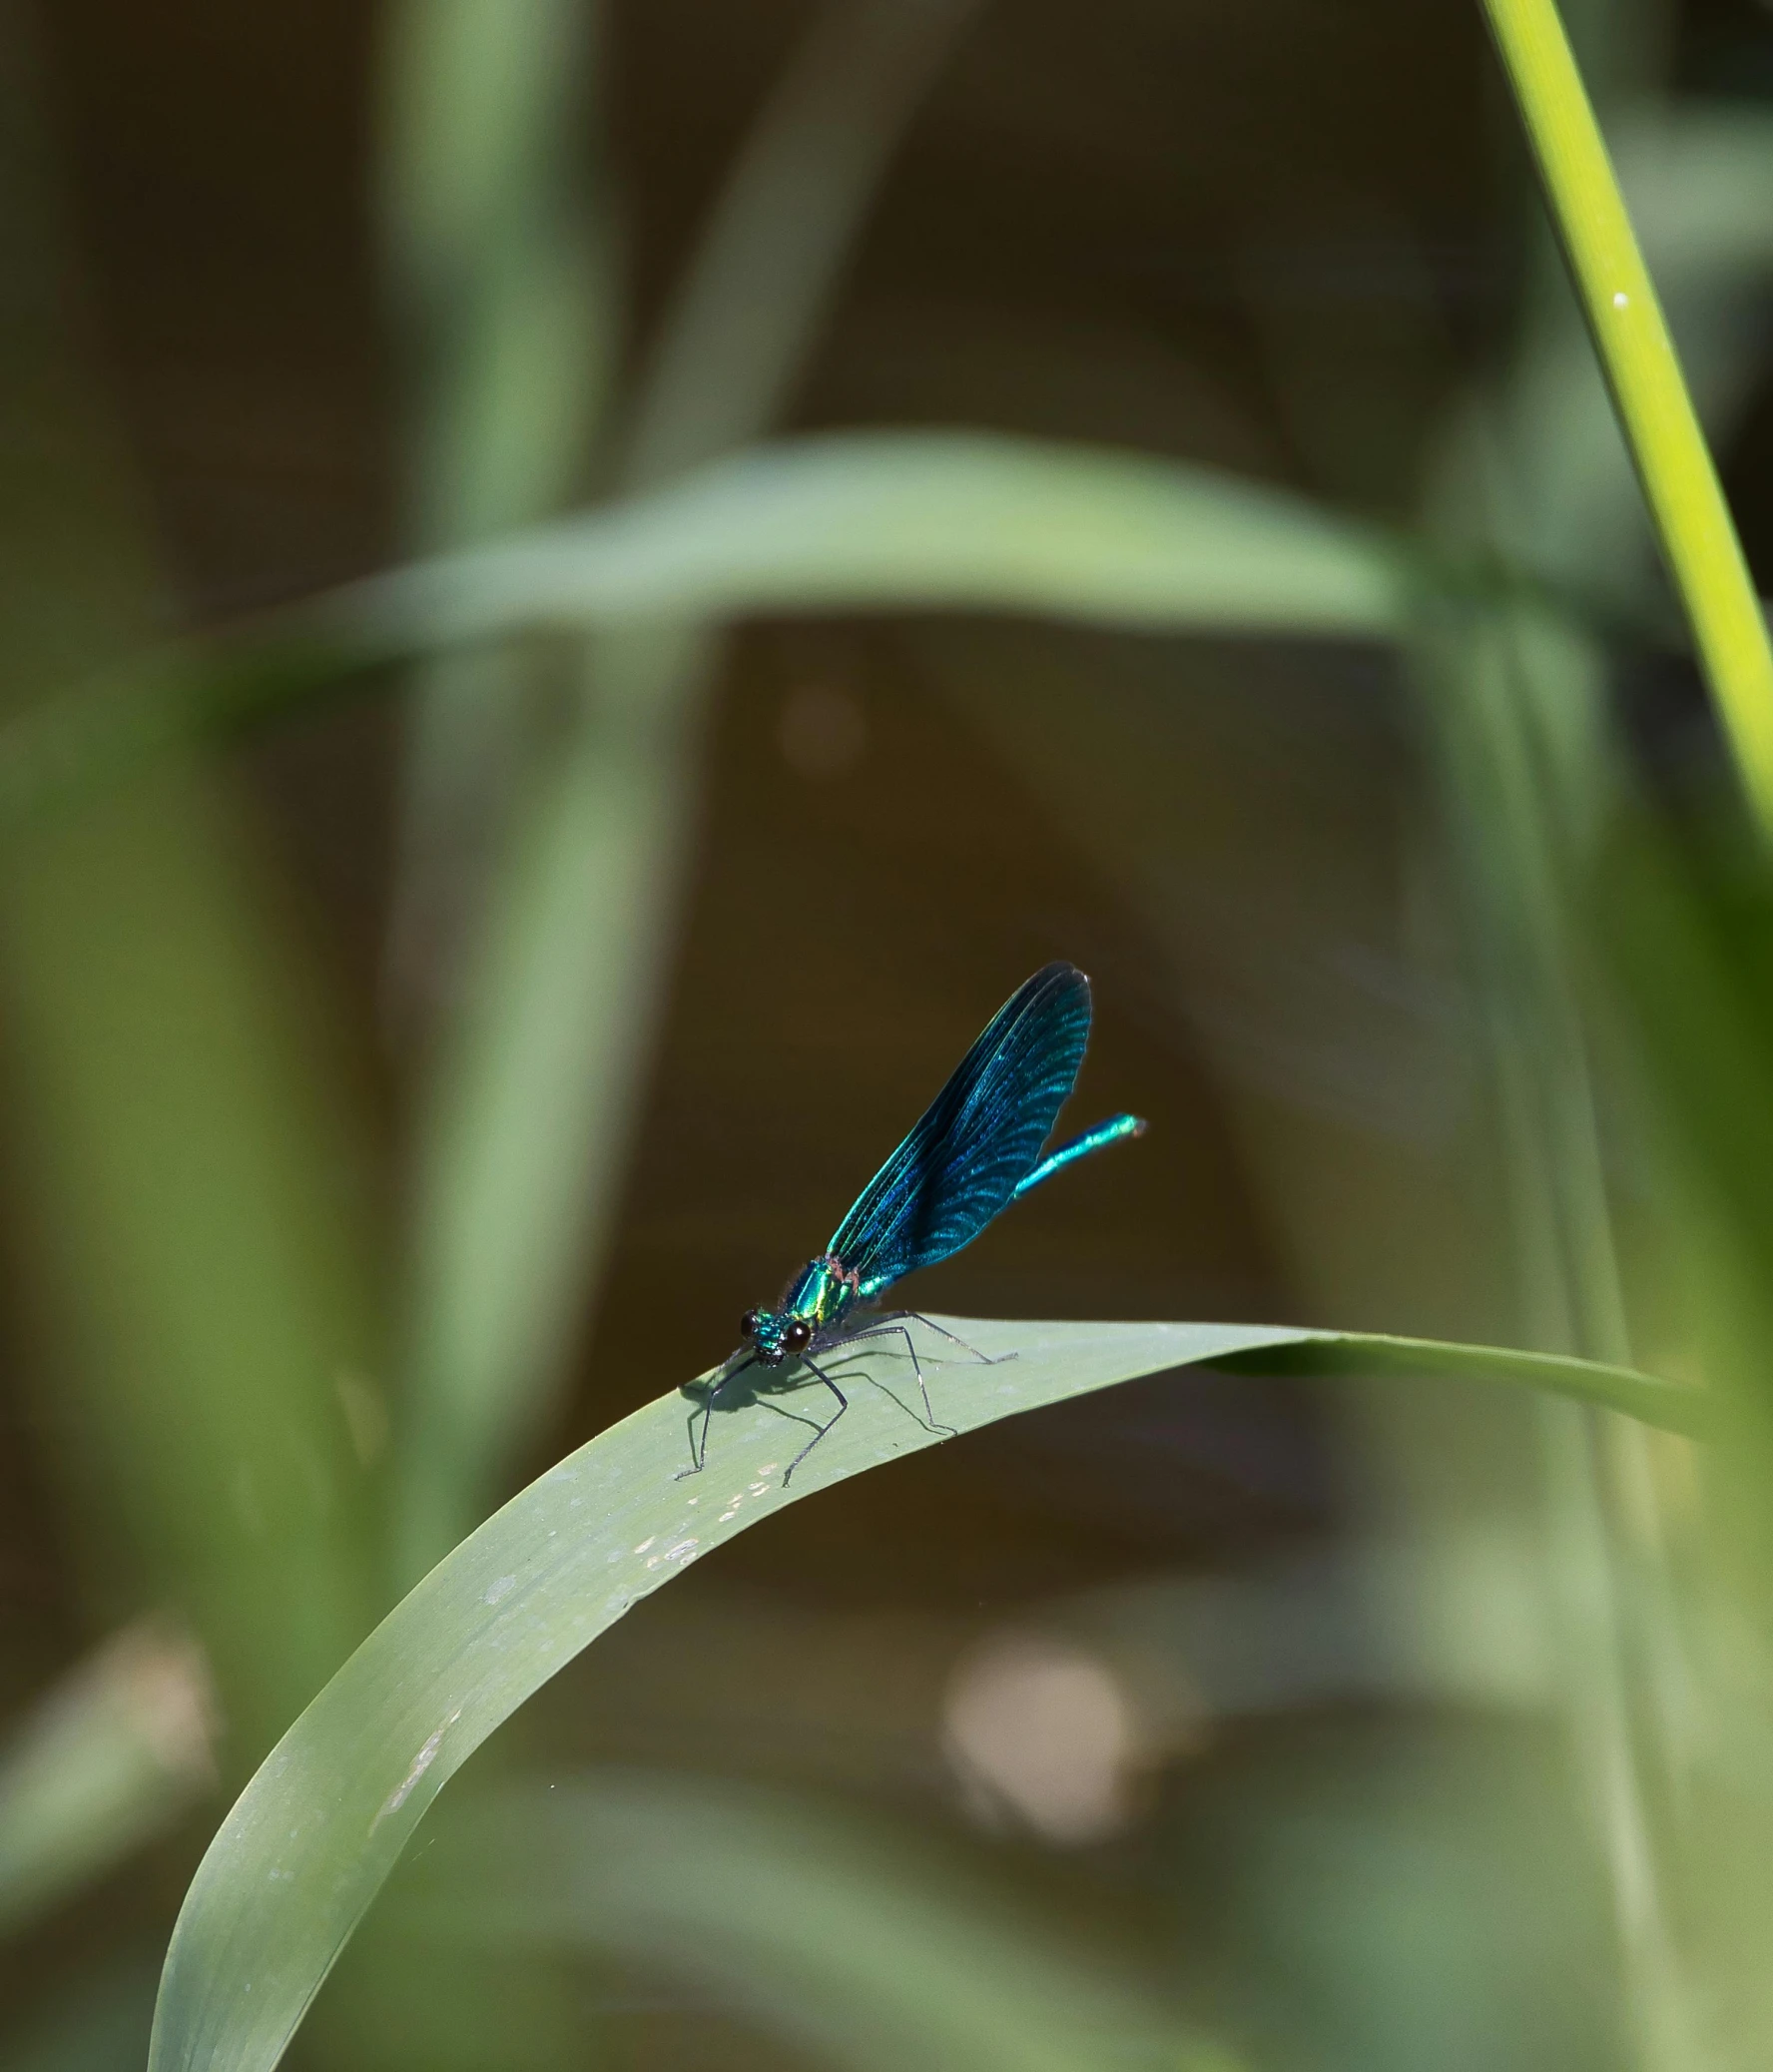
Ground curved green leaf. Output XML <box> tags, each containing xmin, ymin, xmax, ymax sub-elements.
<box><xmin>323</xmin><ymin>429</ymin><xmax>1407</xmax><ymax>649</ymax></box>
<box><xmin>0</xmin><ymin>432</ymin><xmax>1409</xmax><ymax>831</ymax></box>
<box><xmin>149</xmin><ymin>1313</ymin><xmax>1704</xmax><ymax>2072</ymax></box>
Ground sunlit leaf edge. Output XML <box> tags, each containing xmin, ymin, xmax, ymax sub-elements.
<box><xmin>148</xmin><ymin>1314</ymin><xmax>1706</xmax><ymax>2072</ymax></box>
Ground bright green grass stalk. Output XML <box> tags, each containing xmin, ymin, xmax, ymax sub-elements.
<box><xmin>1478</xmin><ymin>0</ymin><xmax>1773</xmax><ymax>832</ymax></box>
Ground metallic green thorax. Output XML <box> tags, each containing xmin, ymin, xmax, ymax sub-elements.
<box><xmin>787</xmin><ymin>1254</ymin><xmax>863</xmax><ymax>1330</ymax></box>
<box><xmin>743</xmin><ymin>1256</ymin><xmax>860</xmax><ymax>1363</ymax></box>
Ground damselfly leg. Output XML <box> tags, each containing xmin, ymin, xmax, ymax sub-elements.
<box><xmin>677</xmin><ymin>1352</ymin><xmax>758</xmax><ymax>1479</ymax></box>
<box><xmin>893</xmin><ymin>1311</ymin><xmax>1009</xmax><ymax>1366</ymax></box>
<box><xmin>782</xmin><ymin>1356</ymin><xmax>849</xmax><ymax>1487</ymax></box>
<box><xmin>825</xmin><ymin>1318</ymin><xmax>957</xmax><ymax>1436</ymax></box>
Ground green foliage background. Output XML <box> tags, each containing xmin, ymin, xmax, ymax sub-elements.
<box><xmin>2</xmin><ymin>1</ymin><xmax>1773</xmax><ymax>2070</ymax></box>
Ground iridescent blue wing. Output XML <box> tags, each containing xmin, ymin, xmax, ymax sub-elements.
<box><xmin>827</xmin><ymin>962</ymin><xmax>1092</xmax><ymax>1298</ymax></box>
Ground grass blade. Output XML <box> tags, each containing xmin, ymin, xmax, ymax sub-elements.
<box><xmin>0</xmin><ymin>1625</ymin><xmax>214</xmax><ymax>1935</ymax></box>
<box><xmin>1478</xmin><ymin>0</ymin><xmax>1773</xmax><ymax>833</ymax></box>
<box><xmin>395</xmin><ymin>627</ymin><xmax>704</xmax><ymax>1577</ymax></box>
<box><xmin>329</xmin><ymin>430</ymin><xmax>1407</xmax><ymax>653</ymax></box>
<box><xmin>0</xmin><ymin>13</ymin><xmax>381</xmax><ymax>1762</ymax></box>
<box><xmin>0</xmin><ymin>431</ymin><xmax>1410</xmax><ymax>834</ymax></box>
<box><xmin>377</xmin><ymin>0</ymin><xmax>619</xmax><ymax>1016</ymax></box>
<box><xmin>149</xmin><ymin>1314</ymin><xmax>1702</xmax><ymax>2072</ymax></box>
<box><xmin>389</xmin><ymin>0</ymin><xmax>985</xmax><ymax>1580</ymax></box>
<box><xmin>615</xmin><ymin>0</ymin><xmax>982</xmax><ymax>488</ymax></box>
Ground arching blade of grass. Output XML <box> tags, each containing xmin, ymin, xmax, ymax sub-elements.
<box><xmin>325</xmin><ymin>429</ymin><xmax>1407</xmax><ymax>651</ymax></box>
<box><xmin>0</xmin><ymin>431</ymin><xmax>1409</xmax><ymax>833</ymax></box>
<box><xmin>403</xmin><ymin>1769</ymin><xmax>1236</xmax><ymax>2072</ymax></box>
<box><xmin>149</xmin><ymin>1315</ymin><xmax>1703</xmax><ymax>2072</ymax></box>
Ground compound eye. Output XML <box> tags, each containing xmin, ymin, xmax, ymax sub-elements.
<box><xmin>784</xmin><ymin>1319</ymin><xmax>813</xmax><ymax>1353</ymax></box>
<box><xmin>739</xmin><ymin>1309</ymin><xmax>761</xmax><ymax>1340</ymax></box>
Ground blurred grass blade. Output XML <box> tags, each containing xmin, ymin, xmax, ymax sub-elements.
<box><xmin>0</xmin><ymin>771</ymin><xmax>384</xmax><ymax>1758</ymax></box>
<box><xmin>150</xmin><ymin>1314</ymin><xmax>1700</xmax><ymax>2072</ymax></box>
<box><xmin>396</xmin><ymin>623</ymin><xmax>704</xmax><ymax>1577</ymax></box>
<box><xmin>1402</xmin><ymin>90</ymin><xmax>1768</xmax><ymax>2067</ymax></box>
<box><xmin>378</xmin><ymin>0</ymin><xmax>618</xmax><ymax>1018</ymax></box>
<box><xmin>1466</xmin><ymin>108</ymin><xmax>1773</xmax><ymax>614</ymax></box>
<box><xmin>1593</xmin><ymin>812</ymin><xmax>1773</xmax><ymax>2054</ymax></box>
<box><xmin>333</xmin><ymin>430</ymin><xmax>1408</xmax><ymax>654</ymax></box>
<box><xmin>1622</xmin><ymin>107</ymin><xmax>1773</xmax><ymax>291</ymax></box>
<box><xmin>379</xmin><ymin>0</ymin><xmax>616</xmax><ymax>542</ymax></box>
<box><xmin>393</xmin><ymin>0</ymin><xmax>996</xmax><ymax>1584</ymax></box>
<box><xmin>617</xmin><ymin>0</ymin><xmax>982</xmax><ymax>487</ymax></box>
<box><xmin>0</xmin><ymin>1624</ymin><xmax>215</xmax><ymax>1935</ymax></box>
<box><xmin>0</xmin><ymin>7</ymin><xmax>380</xmax><ymax>1760</ymax></box>
<box><xmin>1594</xmin><ymin>817</ymin><xmax>1773</xmax><ymax>1429</ymax></box>
<box><xmin>414</xmin><ymin>1769</ymin><xmax>1234</xmax><ymax>2072</ymax></box>
<box><xmin>0</xmin><ymin>430</ymin><xmax>1413</xmax><ymax>834</ymax></box>
<box><xmin>378</xmin><ymin>0</ymin><xmax>614</xmax><ymax>545</ymax></box>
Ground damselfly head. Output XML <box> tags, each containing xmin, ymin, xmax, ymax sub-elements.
<box><xmin>738</xmin><ymin>1309</ymin><xmax>813</xmax><ymax>1365</ymax></box>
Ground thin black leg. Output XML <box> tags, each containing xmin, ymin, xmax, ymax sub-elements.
<box><xmin>888</xmin><ymin>1310</ymin><xmax>1006</xmax><ymax>1368</ymax></box>
<box><xmin>782</xmin><ymin>1356</ymin><xmax>849</xmax><ymax>1487</ymax></box>
<box><xmin>829</xmin><ymin>1321</ymin><xmax>955</xmax><ymax>1436</ymax></box>
<box><xmin>676</xmin><ymin>1353</ymin><xmax>757</xmax><ymax>1478</ymax></box>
